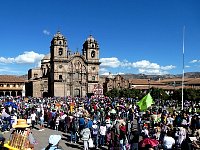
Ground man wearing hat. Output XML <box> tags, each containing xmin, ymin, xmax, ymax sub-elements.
<box><xmin>4</xmin><ymin>119</ymin><xmax>36</xmax><ymax>150</ymax></box>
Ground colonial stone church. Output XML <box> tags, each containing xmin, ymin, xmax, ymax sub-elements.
<box><xmin>27</xmin><ymin>31</ymin><xmax>100</xmax><ymax>98</ymax></box>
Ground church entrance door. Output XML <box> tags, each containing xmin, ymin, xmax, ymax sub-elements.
<box><xmin>74</xmin><ymin>89</ymin><xmax>80</xmax><ymax>97</ymax></box>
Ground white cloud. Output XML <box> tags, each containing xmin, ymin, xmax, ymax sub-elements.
<box><xmin>160</xmin><ymin>65</ymin><xmax>176</xmax><ymax>70</ymax></box>
<box><xmin>185</xmin><ymin>65</ymin><xmax>190</xmax><ymax>68</ymax></box>
<box><xmin>100</xmin><ymin>57</ymin><xmax>176</xmax><ymax>75</ymax></box>
<box><xmin>0</xmin><ymin>51</ymin><xmax>45</xmax><ymax>65</ymax></box>
<box><xmin>43</xmin><ymin>29</ymin><xmax>50</xmax><ymax>35</ymax></box>
<box><xmin>99</xmin><ymin>68</ymin><xmax>109</xmax><ymax>75</ymax></box>
<box><xmin>190</xmin><ymin>59</ymin><xmax>200</xmax><ymax>63</ymax></box>
<box><xmin>101</xmin><ymin>72</ymin><xmax>110</xmax><ymax>75</ymax></box>
<box><xmin>131</xmin><ymin>60</ymin><xmax>160</xmax><ymax>69</ymax></box>
<box><xmin>100</xmin><ymin>57</ymin><xmax>121</xmax><ymax>68</ymax></box>
<box><xmin>139</xmin><ymin>68</ymin><xmax>168</xmax><ymax>75</ymax></box>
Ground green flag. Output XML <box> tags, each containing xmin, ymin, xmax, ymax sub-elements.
<box><xmin>137</xmin><ymin>93</ymin><xmax>154</xmax><ymax>111</ymax></box>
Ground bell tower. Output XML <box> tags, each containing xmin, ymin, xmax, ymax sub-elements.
<box><xmin>82</xmin><ymin>35</ymin><xmax>101</xmax><ymax>94</ymax></box>
<box><xmin>82</xmin><ymin>35</ymin><xmax>99</xmax><ymax>61</ymax></box>
<box><xmin>50</xmin><ymin>31</ymin><xmax>68</xmax><ymax>60</ymax></box>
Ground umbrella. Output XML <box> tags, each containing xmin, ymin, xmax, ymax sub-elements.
<box><xmin>139</xmin><ymin>138</ymin><xmax>159</xmax><ymax>148</ymax></box>
<box><xmin>4</xmin><ymin>102</ymin><xmax>18</xmax><ymax>109</ymax></box>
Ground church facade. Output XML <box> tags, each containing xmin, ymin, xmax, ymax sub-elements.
<box><xmin>27</xmin><ymin>31</ymin><xmax>100</xmax><ymax>98</ymax></box>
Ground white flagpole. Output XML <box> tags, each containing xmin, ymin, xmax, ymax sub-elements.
<box><xmin>181</xmin><ymin>26</ymin><xmax>185</xmax><ymax>110</ymax></box>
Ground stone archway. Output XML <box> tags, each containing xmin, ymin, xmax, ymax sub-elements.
<box><xmin>5</xmin><ymin>91</ymin><xmax>10</xmax><ymax>97</ymax></box>
<box><xmin>17</xmin><ymin>91</ymin><xmax>22</xmax><ymax>97</ymax></box>
<box><xmin>43</xmin><ymin>92</ymin><xmax>48</xmax><ymax>97</ymax></box>
<box><xmin>11</xmin><ymin>91</ymin><xmax>16</xmax><ymax>97</ymax></box>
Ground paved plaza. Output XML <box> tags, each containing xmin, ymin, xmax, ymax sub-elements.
<box><xmin>3</xmin><ymin>125</ymin><xmax>85</xmax><ymax>150</ymax></box>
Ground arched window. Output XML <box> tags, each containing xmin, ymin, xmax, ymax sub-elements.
<box><xmin>59</xmin><ymin>41</ymin><xmax>62</xmax><ymax>45</ymax></box>
<box><xmin>59</xmin><ymin>75</ymin><xmax>62</xmax><ymax>80</ymax></box>
<box><xmin>92</xmin><ymin>76</ymin><xmax>95</xmax><ymax>81</ymax></box>
<box><xmin>59</xmin><ymin>48</ymin><xmax>63</xmax><ymax>55</ymax></box>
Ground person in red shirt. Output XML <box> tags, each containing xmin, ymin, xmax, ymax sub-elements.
<box><xmin>119</xmin><ymin>122</ymin><xmax>127</xmax><ymax>150</ymax></box>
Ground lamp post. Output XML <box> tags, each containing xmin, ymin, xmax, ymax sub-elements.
<box><xmin>63</xmin><ymin>78</ymin><xmax>66</xmax><ymax>100</ymax></box>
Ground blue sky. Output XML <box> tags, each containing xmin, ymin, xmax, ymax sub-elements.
<box><xmin>0</xmin><ymin>0</ymin><xmax>200</xmax><ymax>75</ymax></box>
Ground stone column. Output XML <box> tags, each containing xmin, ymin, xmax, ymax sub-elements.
<box><xmin>15</xmin><ymin>91</ymin><xmax>18</xmax><ymax>97</ymax></box>
<box><xmin>9</xmin><ymin>91</ymin><xmax>11</xmax><ymax>96</ymax></box>
<box><xmin>3</xmin><ymin>91</ymin><xmax>5</xmax><ymax>96</ymax></box>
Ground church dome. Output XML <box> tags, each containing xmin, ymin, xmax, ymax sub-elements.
<box><xmin>41</xmin><ymin>53</ymin><xmax>50</xmax><ymax>64</ymax></box>
<box><xmin>43</xmin><ymin>53</ymin><xmax>50</xmax><ymax>60</ymax></box>
<box><xmin>107</xmin><ymin>72</ymin><xmax>114</xmax><ymax>79</ymax></box>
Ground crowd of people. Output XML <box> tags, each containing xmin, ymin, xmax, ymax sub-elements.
<box><xmin>0</xmin><ymin>95</ymin><xmax>199</xmax><ymax>150</ymax></box>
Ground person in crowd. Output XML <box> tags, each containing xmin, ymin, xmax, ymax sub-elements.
<box><xmin>42</xmin><ymin>135</ymin><xmax>62</xmax><ymax>150</ymax></box>
<box><xmin>55</xmin><ymin>114</ymin><xmax>60</xmax><ymax>130</ymax></box>
<box><xmin>79</xmin><ymin>116</ymin><xmax>85</xmax><ymax>132</ymax></box>
<box><xmin>129</xmin><ymin>128</ymin><xmax>139</xmax><ymax>150</ymax></box>
<box><xmin>181</xmin><ymin>134</ymin><xmax>193</xmax><ymax>150</ymax></box>
<box><xmin>163</xmin><ymin>131</ymin><xmax>175</xmax><ymax>150</ymax></box>
<box><xmin>47</xmin><ymin>109</ymin><xmax>52</xmax><ymax>128</ymax></box>
<box><xmin>99</xmin><ymin>121</ymin><xmax>107</xmax><ymax>147</ymax></box>
<box><xmin>1</xmin><ymin>108</ymin><xmax>11</xmax><ymax>129</ymax></box>
<box><xmin>80</xmin><ymin>126</ymin><xmax>91</xmax><ymax>150</ymax></box>
<box><xmin>119</xmin><ymin>122</ymin><xmax>127</xmax><ymax>150</ymax></box>
<box><xmin>30</xmin><ymin>111</ymin><xmax>37</xmax><ymax>129</ymax></box>
<box><xmin>91</xmin><ymin>120</ymin><xmax>99</xmax><ymax>149</ymax></box>
<box><xmin>39</xmin><ymin>111</ymin><xmax>45</xmax><ymax>131</ymax></box>
<box><xmin>70</xmin><ymin>117</ymin><xmax>78</xmax><ymax>143</ymax></box>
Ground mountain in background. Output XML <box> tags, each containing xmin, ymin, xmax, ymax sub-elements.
<box><xmin>17</xmin><ymin>72</ymin><xmax>200</xmax><ymax>81</ymax></box>
<box><xmin>100</xmin><ymin>72</ymin><xmax>200</xmax><ymax>81</ymax></box>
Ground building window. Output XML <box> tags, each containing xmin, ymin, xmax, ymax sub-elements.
<box><xmin>59</xmin><ymin>48</ymin><xmax>63</xmax><ymax>55</ymax></box>
<box><xmin>92</xmin><ymin>76</ymin><xmax>95</xmax><ymax>81</ymax></box>
<box><xmin>34</xmin><ymin>73</ymin><xmax>38</xmax><ymax>78</ymax></box>
<box><xmin>0</xmin><ymin>84</ymin><xmax>3</xmax><ymax>87</ymax></box>
<box><xmin>59</xmin><ymin>41</ymin><xmax>62</xmax><ymax>45</ymax></box>
<box><xmin>59</xmin><ymin>75</ymin><xmax>62</xmax><ymax>80</ymax></box>
<box><xmin>13</xmin><ymin>84</ymin><xmax>16</xmax><ymax>87</ymax></box>
<box><xmin>7</xmin><ymin>84</ymin><xmax>10</xmax><ymax>87</ymax></box>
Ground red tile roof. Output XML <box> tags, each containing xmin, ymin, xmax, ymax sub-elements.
<box><xmin>184</xmin><ymin>78</ymin><xmax>200</xmax><ymax>85</ymax></box>
<box><xmin>0</xmin><ymin>75</ymin><xmax>26</xmax><ymax>83</ymax></box>
<box><xmin>129</xmin><ymin>79</ymin><xmax>164</xmax><ymax>85</ymax></box>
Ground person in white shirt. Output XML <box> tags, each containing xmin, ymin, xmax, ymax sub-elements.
<box><xmin>167</xmin><ymin>114</ymin><xmax>174</xmax><ymax>126</ymax></box>
<box><xmin>31</xmin><ymin>111</ymin><xmax>37</xmax><ymax>129</ymax></box>
<box><xmin>163</xmin><ymin>131</ymin><xmax>175</xmax><ymax>150</ymax></box>
<box><xmin>99</xmin><ymin>122</ymin><xmax>106</xmax><ymax>147</ymax></box>
<box><xmin>39</xmin><ymin>109</ymin><xmax>45</xmax><ymax>131</ymax></box>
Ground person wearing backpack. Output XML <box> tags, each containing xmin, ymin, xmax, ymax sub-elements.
<box><xmin>92</xmin><ymin>120</ymin><xmax>99</xmax><ymax>149</ymax></box>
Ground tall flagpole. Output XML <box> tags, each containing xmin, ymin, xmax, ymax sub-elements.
<box><xmin>181</xmin><ymin>26</ymin><xmax>185</xmax><ymax>110</ymax></box>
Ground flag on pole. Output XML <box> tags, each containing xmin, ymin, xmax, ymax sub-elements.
<box><xmin>137</xmin><ymin>93</ymin><xmax>154</xmax><ymax>111</ymax></box>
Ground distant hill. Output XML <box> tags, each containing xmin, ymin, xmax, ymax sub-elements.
<box><xmin>18</xmin><ymin>72</ymin><xmax>200</xmax><ymax>81</ymax></box>
<box><xmin>100</xmin><ymin>72</ymin><xmax>200</xmax><ymax>80</ymax></box>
